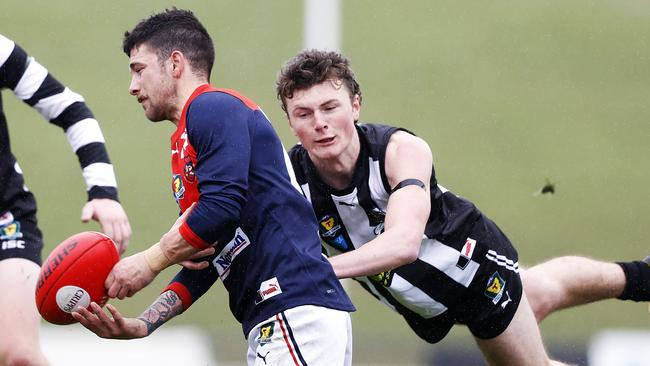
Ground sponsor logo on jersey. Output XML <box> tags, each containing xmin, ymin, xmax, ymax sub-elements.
<box><xmin>213</xmin><ymin>228</ymin><xmax>251</xmax><ymax>280</ymax></box>
<box><xmin>183</xmin><ymin>159</ymin><xmax>195</xmax><ymax>182</ymax></box>
<box><xmin>319</xmin><ymin>214</ymin><xmax>352</xmax><ymax>251</ymax></box>
<box><xmin>1</xmin><ymin>240</ymin><xmax>26</xmax><ymax>250</ymax></box>
<box><xmin>0</xmin><ymin>212</ymin><xmax>14</xmax><ymax>226</ymax></box>
<box><xmin>457</xmin><ymin>237</ymin><xmax>477</xmax><ymax>269</ymax></box>
<box><xmin>319</xmin><ymin>215</ymin><xmax>341</xmax><ymax>238</ymax></box>
<box><xmin>172</xmin><ymin>174</ymin><xmax>185</xmax><ymax>201</ymax></box>
<box><xmin>369</xmin><ymin>270</ymin><xmax>394</xmax><ymax>287</ymax></box>
<box><xmin>485</xmin><ymin>271</ymin><xmax>506</xmax><ymax>304</ymax></box>
<box><xmin>330</xmin><ymin>235</ymin><xmax>351</xmax><ymax>251</ymax></box>
<box><xmin>257</xmin><ymin>322</ymin><xmax>275</xmax><ymax>346</ymax></box>
<box><xmin>461</xmin><ymin>238</ymin><xmax>476</xmax><ymax>259</ymax></box>
<box><xmin>255</xmin><ymin>277</ymin><xmax>283</xmax><ymax>305</ymax></box>
<box><xmin>0</xmin><ymin>220</ymin><xmax>23</xmax><ymax>240</ymax></box>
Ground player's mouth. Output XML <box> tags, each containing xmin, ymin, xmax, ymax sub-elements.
<box><xmin>315</xmin><ymin>136</ymin><xmax>335</xmax><ymax>146</ymax></box>
<box><xmin>137</xmin><ymin>96</ymin><xmax>147</xmax><ymax>104</ymax></box>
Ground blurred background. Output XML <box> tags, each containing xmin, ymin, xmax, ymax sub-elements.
<box><xmin>2</xmin><ymin>1</ymin><xmax>650</xmax><ymax>364</ymax></box>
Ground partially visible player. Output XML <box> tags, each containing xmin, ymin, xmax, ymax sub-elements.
<box><xmin>0</xmin><ymin>33</ymin><xmax>131</xmax><ymax>365</ymax></box>
<box><xmin>73</xmin><ymin>9</ymin><xmax>355</xmax><ymax>366</ymax></box>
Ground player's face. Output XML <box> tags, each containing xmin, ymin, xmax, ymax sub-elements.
<box><xmin>128</xmin><ymin>44</ymin><xmax>176</xmax><ymax>122</ymax></box>
<box><xmin>286</xmin><ymin>80</ymin><xmax>361</xmax><ymax>163</ymax></box>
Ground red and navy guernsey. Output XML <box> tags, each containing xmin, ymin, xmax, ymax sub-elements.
<box><xmin>164</xmin><ymin>84</ymin><xmax>354</xmax><ymax>337</ymax></box>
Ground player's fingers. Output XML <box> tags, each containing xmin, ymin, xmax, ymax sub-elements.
<box><xmin>109</xmin><ymin>221</ymin><xmax>124</xmax><ymax>253</ymax></box>
<box><xmin>72</xmin><ymin>307</ymin><xmax>94</xmax><ymax>323</ymax></box>
<box><xmin>106</xmin><ymin>303</ymin><xmax>123</xmax><ymax>322</ymax></box>
<box><xmin>116</xmin><ymin>286</ymin><xmax>129</xmax><ymax>300</ymax></box>
<box><xmin>101</xmin><ymin>221</ymin><xmax>116</xmax><ymax>248</ymax></box>
<box><xmin>119</xmin><ymin>220</ymin><xmax>132</xmax><ymax>254</ymax></box>
<box><xmin>105</xmin><ymin>273</ymin><xmax>119</xmax><ymax>298</ymax></box>
<box><xmin>179</xmin><ymin>259</ymin><xmax>208</xmax><ymax>270</ymax></box>
<box><xmin>80</xmin><ymin>203</ymin><xmax>94</xmax><ymax>223</ymax></box>
<box><xmin>188</xmin><ymin>246</ymin><xmax>215</xmax><ymax>259</ymax></box>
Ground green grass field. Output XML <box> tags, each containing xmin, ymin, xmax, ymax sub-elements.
<box><xmin>3</xmin><ymin>1</ymin><xmax>650</xmax><ymax>364</ymax></box>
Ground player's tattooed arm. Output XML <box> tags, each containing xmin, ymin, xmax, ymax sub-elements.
<box><xmin>137</xmin><ymin>290</ymin><xmax>183</xmax><ymax>335</ymax></box>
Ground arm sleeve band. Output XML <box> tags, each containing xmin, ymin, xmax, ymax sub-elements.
<box><xmin>390</xmin><ymin>178</ymin><xmax>426</xmax><ymax>194</ymax></box>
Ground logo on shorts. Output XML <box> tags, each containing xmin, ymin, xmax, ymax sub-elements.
<box><xmin>0</xmin><ymin>220</ymin><xmax>23</xmax><ymax>240</ymax></box>
<box><xmin>255</xmin><ymin>277</ymin><xmax>283</xmax><ymax>305</ymax></box>
<box><xmin>485</xmin><ymin>271</ymin><xmax>506</xmax><ymax>304</ymax></box>
<box><xmin>172</xmin><ymin>174</ymin><xmax>185</xmax><ymax>201</ymax></box>
<box><xmin>257</xmin><ymin>322</ymin><xmax>275</xmax><ymax>346</ymax></box>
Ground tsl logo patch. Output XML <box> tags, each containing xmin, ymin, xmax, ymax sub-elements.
<box><xmin>172</xmin><ymin>174</ymin><xmax>185</xmax><ymax>201</ymax></box>
<box><xmin>319</xmin><ymin>215</ymin><xmax>341</xmax><ymax>238</ymax></box>
<box><xmin>257</xmin><ymin>322</ymin><xmax>275</xmax><ymax>346</ymax></box>
<box><xmin>485</xmin><ymin>271</ymin><xmax>506</xmax><ymax>304</ymax></box>
<box><xmin>0</xmin><ymin>221</ymin><xmax>23</xmax><ymax>240</ymax></box>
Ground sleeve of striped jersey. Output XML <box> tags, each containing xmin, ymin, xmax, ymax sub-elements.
<box><xmin>0</xmin><ymin>35</ymin><xmax>118</xmax><ymax>201</ymax></box>
<box><xmin>162</xmin><ymin>258</ymin><xmax>220</xmax><ymax>311</ymax></box>
<box><xmin>180</xmin><ymin>93</ymin><xmax>251</xmax><ymax>248</ymax></box>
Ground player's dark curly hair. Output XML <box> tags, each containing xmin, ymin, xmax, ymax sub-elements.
<box><xmin>276</xmin><ymin>49</ymin><xmax>362</xmax><ymax>114</ymax></box>
<box><xmin>123</xmin><ymin>8</ymin><xmax>215</xmax><ymax>79</ymax></box>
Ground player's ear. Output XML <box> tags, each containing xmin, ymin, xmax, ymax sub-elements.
<box><xmin>169</xmin><ymin>50</ymin><xmax>184</xmax><ymax>78</ymax></box>
<box><xmin>351</xmin><ymin>94</ymin><xmax>361</xmax><ymax>121</ymax></box>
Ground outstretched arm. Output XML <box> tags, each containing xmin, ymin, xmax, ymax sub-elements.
<box><xmin>72</xmin><ymin>290</ymin><xmax>183</xmax><ymax>339</ymax></box>
<box><xmin>329</xmin><ymin>131</ymin><xmax>433</xmax><ymax>278</ymax></box>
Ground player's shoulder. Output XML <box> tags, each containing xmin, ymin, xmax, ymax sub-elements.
<box><xmin>192</xmin><ymin>88</ymin><xmax>259</xmax><ymax>112</ymax></box>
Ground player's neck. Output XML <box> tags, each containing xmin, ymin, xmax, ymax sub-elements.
<box><xmin>170</xmin><ymin>78</ymin><xmax>210</xmax><ymax>125</ymax></box>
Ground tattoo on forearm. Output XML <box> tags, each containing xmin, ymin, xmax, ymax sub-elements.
<box><xmin>137</xmin><ymin>290</ymin><xmax>183</xmax><ymax>335</ymax></box>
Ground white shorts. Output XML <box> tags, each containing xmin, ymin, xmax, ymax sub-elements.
<box><xmin>246</xmin><ymin>305</ymin><xmax>352</xmax><ymax>366</ymax></box>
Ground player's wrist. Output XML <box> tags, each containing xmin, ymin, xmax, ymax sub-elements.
<box><xmin>143</xmin><ymin>243</ymin><xmax>172</xmax><ymax>273</ymax></box>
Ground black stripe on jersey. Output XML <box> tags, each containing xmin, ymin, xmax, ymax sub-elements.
<box><xmin>279</xmin><ymin>312</ymin><xmax>308</xmax><ymax>366</ymax></box>
<box><xmin>357</xmin><ymin>278</ymin><xmax>454</xmax><ymax>343</ymax></box>
<box><xmin>24</xmin><ymin>74</ymin><xmax>64</xmax><ymax>106</ymax></box>
<box><xmin>394</xmin><ymin>259</ymin><xmax>468</xmax><ymax>308</ymax></box>
<box><xmin>87</xmin><ymin>186</ymin><xmax>118</xmax><ymax>201</ymax></box>
<box><xmin>52</xmin><ymin>101</ymin><xmax>94</xmax><ymax>129</ymax></box>
<box><xmin>76</xmin><ymin>142</ymin><xmax>110</xmax><ymax>168</ymax></box>
<box><xmin>0</xmin><ymin>44</ymin><xmax>28</xmax><ymax>89</ymax></box>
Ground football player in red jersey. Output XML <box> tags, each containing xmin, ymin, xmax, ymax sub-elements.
<box><xmin>74</xmin><ymin>9</ymin><xmax>355</xmax><ymax>366</ymax></box>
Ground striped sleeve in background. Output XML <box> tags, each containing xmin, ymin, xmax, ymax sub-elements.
<box><xmin>0</xmin><ymin>34</ymin><xmax>119</xmax><ymax>201</ymax></box>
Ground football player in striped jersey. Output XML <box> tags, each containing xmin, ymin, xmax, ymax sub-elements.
<box><xmin>276</xmin><ymin>49</ymin><xmax>646</xmax><ymax>365</ymax></box>
<box><xmin>0</xmin><ymin>34</ymin><xmax>131</xmax><ymax>366</ymax></box>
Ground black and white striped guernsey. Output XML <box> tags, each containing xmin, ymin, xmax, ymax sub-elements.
<box><xmin>0</xmin><ymin>34</ymin><xmax>119</xmax><ymax>213</ymax></box>
<box><xmin>289</xmin><ymin>123</ymin><xmax>522</xmax><ymax>342</ymax></box>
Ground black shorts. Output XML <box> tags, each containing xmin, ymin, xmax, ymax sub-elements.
<box><xmin>0</xmin><ymin>192</ymin><xmax>43</xmax><ymax>265</ymax></box>
<box><xmin>404</xmin><ymin>216</ymin><xmax>523</xmax><ymax>342</ymax></box>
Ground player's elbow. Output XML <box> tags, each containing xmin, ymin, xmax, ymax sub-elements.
<box><xmin>394</xmin><ymin>231</ymin><xmax>422</xmax><ymax>265</ymax></box>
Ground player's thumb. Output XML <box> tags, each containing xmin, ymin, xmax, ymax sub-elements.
<box><xmin>80</xmin><ymin>203</ymin><xmax>94</xmax><ymax>223</ymax></box>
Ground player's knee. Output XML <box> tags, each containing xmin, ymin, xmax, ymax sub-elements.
<box><xmin>0</xmin><ymin>344</ymin><xmax>48</xmax><ymax>366</ymax></box>
<box><xmin>521</xmin><ymin>270</ymin><xmax>558</xmax><ymax>323</ymax></box>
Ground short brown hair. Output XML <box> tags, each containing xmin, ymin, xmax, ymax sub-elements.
<box><xmin>276</xmin><ymin>49</ymin><xmax>362</xmax><ymax>114</ymax></box>
<box><xmin>123</xmin><ymin>8</ymin><xmax>215</xmax><ymax>80</ymax></box>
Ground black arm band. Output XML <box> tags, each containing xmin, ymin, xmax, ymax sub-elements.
<box><xmin>390</xmin><ymin>179</ymin><xmax>426</xmax><ymax>194</ymax></box>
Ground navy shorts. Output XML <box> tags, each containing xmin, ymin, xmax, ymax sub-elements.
<box><xmin>0</xmin><ymin>192</ymin><xmax>43</xmax><ymax>265</ymax></box>
<box><xmin>404</xmin><ymin>216</ymin><xmax>523</xmax><ymax>342</ymax></box>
